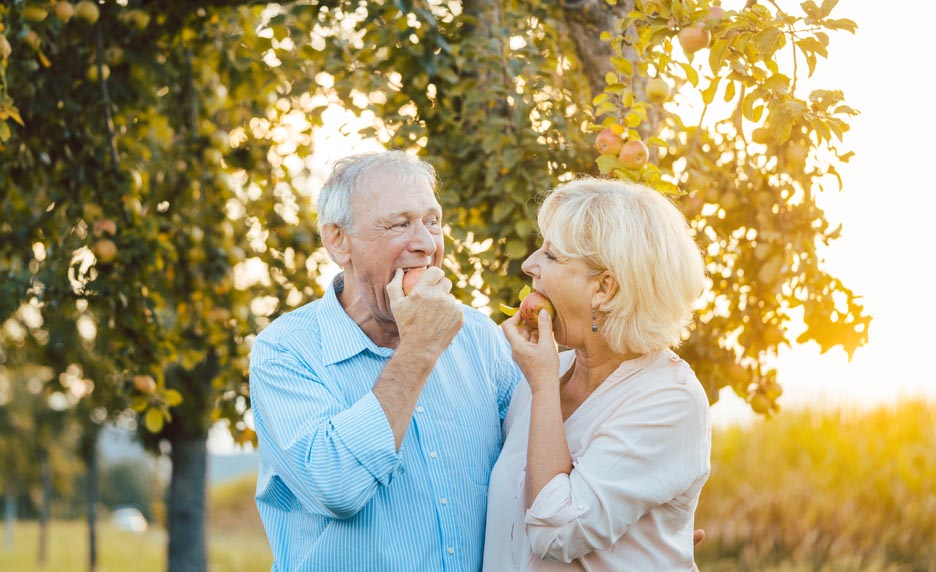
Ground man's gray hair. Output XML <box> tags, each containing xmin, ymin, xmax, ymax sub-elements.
<box><xmin>317</xmin><ymin>151</ymin><xmax>438</xmax><ymax>234</ymax></box>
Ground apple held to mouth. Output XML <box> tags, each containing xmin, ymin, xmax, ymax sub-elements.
<box><xmin>518</xmin><ymin>291</ymin><xmax>555</xmax><ymax>329</ymax></box>
<box><xmin>500</xmin><ymin>285</ymin><xmax>555</xmax><ymax>330</ymax></box>
<box><xmin>402</xmin><ymin>267</ymin><xmax>428</xmax><ymax>296</ymax></box>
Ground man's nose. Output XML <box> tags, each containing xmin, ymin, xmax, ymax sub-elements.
<box><xmin>408</xmin><ymin>222</ymin><xmax>437</xmax><ymax>254</ymax></box>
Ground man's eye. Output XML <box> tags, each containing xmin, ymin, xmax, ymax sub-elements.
<box><xmin>544</xmin><ymin>251</ymin><xmax>557</xmax><ymax>261</ymax></box>
<box><xmin>426</xmin><ymin>218</ymin><xmax>440</xmax><ymax>228</ymax></box>
<box><xmin>392</xmin><ymin>221</ymin><xmax>409</xmax><ymax>230</ymax></box>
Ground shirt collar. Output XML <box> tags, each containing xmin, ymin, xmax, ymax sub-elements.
<box><xmin>319</xmin><ymin>273</ymin><xmax>394</xmax><ymax>366</ymax></box>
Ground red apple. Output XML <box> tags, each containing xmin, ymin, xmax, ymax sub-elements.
<box><xmin>594</xmin><ymin>128</ymin><xmax>624</xmax><ymax>156</ymax></box>
<box><xmin>618</xmin><ymin>139</ymin><xmax>649</xmax><ymax>169</ymax></box>
<box><xmin>678</xmin><ymin>24</ymin><xmax>711</xmax><ymax>54</ymax></box>
<box><xmin>75</xmin><ymin>0</ymin><xmax>100</xmax><ymax>24</ymax></box>
<box><xmin>402</xmin><ymin>267</ymin><xmax>428</xmax><ymax>296</ymax></box>
<box><xmin>518</xmin><ymin>291</ymin><xmax>555</xmax><ymax>330</ymax></box>
<box><xmin>54</xmin><ymin>2</ymin><xmax>76</xmax><ymax>24</ymax></box>
<box><xmin>646</xmin><ymin>78</ymin><xmax>670</xmax><ymax>103</ymax></box>
<box><xmin>92</xmin><ymin>239</ymin><xmax>117</xmax><ymax>264</ymax></box>
<box><xmin>133</xmin><ymin>374</ymin><xmax>157</xmax><ymax>395</ymax></box>
<box><xmin>92</xmin><ymin>218</ymin><xmax>117</xmax><ymax>236</ymax></box>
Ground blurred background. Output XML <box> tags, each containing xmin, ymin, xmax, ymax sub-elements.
<box><xmin>1</xmin><ymin>0</ymin><xmax>934</xmax><ymax>571</ymax></box>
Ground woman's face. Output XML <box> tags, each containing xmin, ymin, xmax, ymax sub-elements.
<box><xmin>521</xmin><ymin>238</ymin><xmax>599</xmax><ymax>348</ymax></box>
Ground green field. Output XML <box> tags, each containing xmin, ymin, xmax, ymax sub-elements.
<box><xmin>0</xmin><ymin>520</ymin><xmax>272</xmax><ymax>572</ymax></box>
<box><xmin>3</xmin><ymin>400</ymin><xmax>934</xmax><ymax>571</ymax></box>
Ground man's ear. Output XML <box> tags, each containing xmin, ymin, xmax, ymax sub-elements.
<box><xmin>320</xmin><ymin>223</ymin><xmax>351</xmax><ymax>266</ymax></box>
<box><xmin>592</xmin><ymin>270</ymin><xmax>619</xmax><ymax>308</ymax></box>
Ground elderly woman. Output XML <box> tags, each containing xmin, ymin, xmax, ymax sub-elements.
<box><xmin>483</xmin><ymin>178</ymin><xmax>711</xmax><ymax>571</ymax></box>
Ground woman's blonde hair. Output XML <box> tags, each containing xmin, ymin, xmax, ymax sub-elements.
<box><xmin>537</xmin><ymin>177</ymin><xmax>705</xmax><ymax>354</ymax></box>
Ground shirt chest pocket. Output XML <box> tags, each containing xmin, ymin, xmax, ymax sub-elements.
<box><xmin>432</xmin><ymin>394</ymin><xmax>502</xmax><ymax>486</ymax></box>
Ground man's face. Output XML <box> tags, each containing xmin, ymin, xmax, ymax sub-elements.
<box><xmin>344</xmin><ymin>170</ymin><xmax>444</xmax><ymax>322</ymax></box>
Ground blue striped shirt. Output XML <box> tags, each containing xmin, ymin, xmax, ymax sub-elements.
<box><xmin>249</xmin><ymin>277</ymin><xmax>522</xmax><ymax>572</ymax></box>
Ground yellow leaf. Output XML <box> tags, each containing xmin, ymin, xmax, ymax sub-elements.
<box><xmin>144</xmin><ymin>408</ymin><xmax>164</xmax><ymax>433</ymax></box>
<box><xmin>38</xmin><ymin>51</ymin><xmax>51</xmax><ymax>68</ymax></box>
<box><xmin>499</xmin><ymin>303</ymin><xmax>518</xmax><ymax>316</ymax></box>
<box><xmin>678</xmin><ymin>62</ymin><xmax>699</xmax><ymax>87</ymax></box>
<box><xmin>518</xmin><ymin>285</ymin><xmax>531</xmax><ymax>301</ymax></box>
<box><xmin>7</xmin><ymin>107</ymin><xmax>24</xmax><ymax>126</ymax></box>
<box><xmin>724</xmin><ymin>80</ymin><xmax>736</xmax><ymax>103</ymax></box>
<box><xmin>165</xmin><ymin>389</ymin><xmax>184</xmax><ymax>407</ymax></box>
<box><xmin>702</xmin><ymin>76</ymin><xmax>721</xmax><ymax>105</ymax></box>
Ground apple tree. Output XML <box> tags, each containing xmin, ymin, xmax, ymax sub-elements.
<box><xmin>2</xmin><ymin>1</ymin><xmax>328</xmax><ymax>570</ymax></box>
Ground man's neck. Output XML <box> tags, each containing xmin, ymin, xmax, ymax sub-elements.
<box><xmin>335</xmin><ymin>273</ymin><xmax>401</xmax><ymax>349</ymax></box>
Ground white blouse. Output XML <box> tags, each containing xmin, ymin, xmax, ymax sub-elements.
<box><xmin>482</xmin><ymin>349</ymin><xmax>712</xmax><ymax>572</ymax></box>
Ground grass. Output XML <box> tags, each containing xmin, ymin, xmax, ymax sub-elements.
<box><xmin>1</xmin><ymin>520</ymin><xmax>272</xmax><ymax>572</ymax></box>
<box><xmin>694</xmin><ymin>399</ymin><xmax>936</xmax><ymax>571</ymax></box>
<box><xmin>3</xmin><ymin>400</ymin><xmax>934</xmax><ymax>571</ymax></box>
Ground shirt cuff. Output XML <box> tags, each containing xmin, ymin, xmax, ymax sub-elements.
<box><xmin>525</xmin><ymin>472</ymin><xmax>589</xmax><ymax>527</ymax></box>
<box><xmin>329</xmin><ymin>391</ymin><xmax>403</xmax><ymax>486</ymax></box>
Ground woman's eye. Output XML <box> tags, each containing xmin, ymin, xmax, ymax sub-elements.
<box><xmin>544</xmin><ymin>251</ymin><xmax>557</xmax><ymax>261</ymax></box>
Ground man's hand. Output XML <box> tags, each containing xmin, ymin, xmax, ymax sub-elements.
<box><xmin>388</xmin><ymin>267</ymin><xmax>463</xmax><ymax>356</ymax></box>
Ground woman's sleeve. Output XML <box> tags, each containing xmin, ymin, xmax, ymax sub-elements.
<box><xmin>524</xmin><ymin>379</ymin><xmax>710</xmax><ymax>562</ymax></box>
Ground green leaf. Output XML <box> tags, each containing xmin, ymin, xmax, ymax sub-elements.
<box><xmin>596</xmin><ymin>153</ymin><xmax>622</xmax><ymax>175</ymax></box>
<box><xmin>492</xmin><ymin>201</ymin><xmax>514</xmax><ymax>223</ymax></box>
<box><xmin>506</xmin><ymin>239</ymin><xmax>527</xmax><ymax>259</ymax></box>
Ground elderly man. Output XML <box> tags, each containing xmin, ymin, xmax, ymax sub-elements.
<box><xmin>249</xmin><ymin>151</ymin><xmax>523</xmax><ymax>571</ymax></box>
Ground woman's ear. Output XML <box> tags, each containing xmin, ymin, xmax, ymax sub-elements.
<box><xmin>592</xmin><ymin>271</ymin><xmax>619</xmax><ymax>308</ymax></box>
<box><xmin>320</xmin><ymin>223</ymin><xmax>351</xmax><ymax>266</ymax></box>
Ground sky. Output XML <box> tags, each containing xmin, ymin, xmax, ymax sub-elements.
<box><xmin>709</xmin><ymin>0</ymin><xmax>936</xmax><ymax>425</ymax></box>
<box><xmin>209</xmin><ymin>1</ymin><xmax>936</xmax><ymax>453</ymax></box>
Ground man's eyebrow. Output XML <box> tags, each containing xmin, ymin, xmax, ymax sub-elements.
<box><xmin>382</xmin><ymin>207</ymin><xmax>442</xmax><ymax>219</ymax></box>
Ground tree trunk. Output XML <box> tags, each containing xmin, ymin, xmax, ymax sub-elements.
<box><xmin>167</xmin><ymin>436</ymin><xmax>208</xmax><ymax>572</ymax></box>
<box><xmin>37</xmin><ymin>451</ymin><xmax>51</xmax><ymax>568</ymax></box>
<box><xmin>561</xmin><ymin>0</ymin><xmax>633</xmax><ymax>98</ymax></box>
<box><xmin>81</xmin><ymin>426</ymin><xmax>100</xmax><ymax>572</ymax></box>
<box><xmin>3</xmin><ymin>488</ymin><xmax>15</xmax><ymax>551</ymax></box>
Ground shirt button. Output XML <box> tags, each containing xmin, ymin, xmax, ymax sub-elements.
<box><xmin>416</xmin><ymin>406</ymin><xmax>425</xmax><ymax>413</ymax></box>
<box><xmin>447</xmin><ymin>547</ymin><xmax>455</xmax><ymax>554</ymax></box>
<box><xmin>440</xmin><ymin>497</ymin><xmax>448</xmax><ymax>505</ymax></box>
<box><xmin>429</xmin><ymin>450</ymin><xmax>438</xmax><ymax>458</ymax></box>
<box><xmin>577</xmin><ymin>504</ymin><xmax>585</xmax><ymax>510</ymax></box>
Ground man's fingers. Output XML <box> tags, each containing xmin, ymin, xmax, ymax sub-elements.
<box><xmin>387</xmin><ymin>268</ymin><xmax>404</xmax><ymax>300</ymax></box>
<box><xmin>693</xmin><ymin>528</ymin><xmax>705</xmax><ymax>546</ymax></box>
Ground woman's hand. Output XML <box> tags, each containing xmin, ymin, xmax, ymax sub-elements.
<box><xmin>501</xmin><ymin>309</ymin><xmax>559</xmax><ymax>394</ymax></box>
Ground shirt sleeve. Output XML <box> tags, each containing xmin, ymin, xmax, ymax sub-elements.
<box><xmin>250</xmin><ymin>341</ymin><xmax>403</xmax><ymax>520</ymax></box>
<box><xmin>523</xmin><ymin>381</ymin><xmax>710</xmax><ymax>563</ymax></box>
<box><xmin>492</xmin><ymin>321</ymin><xmax>523</xmax><ymax>423</ymax></box>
